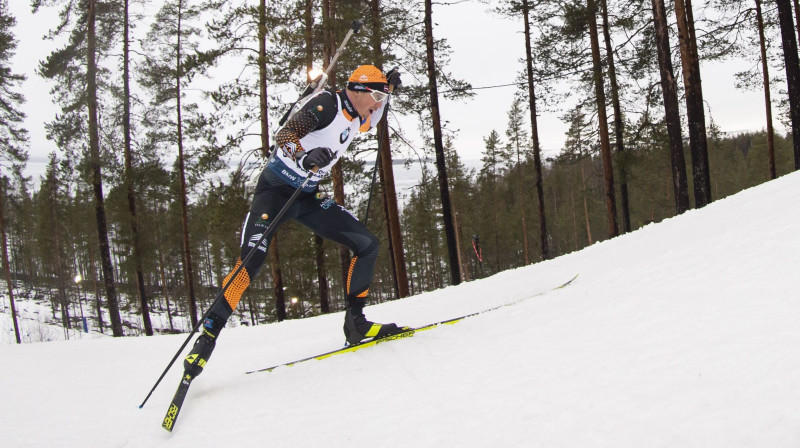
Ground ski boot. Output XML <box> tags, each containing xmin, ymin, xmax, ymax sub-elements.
<box><xmin>183</xmin><ymin>310</ymin><xmax>228</xmax><ymax>378</ymax></box>
<box><xmin>183</xmin><ymin>331</ymin><xmax>216</xmax><ymax>379</ymax></box>
<box><xmin>343</xmin><ymin>306</ymin><xmax>410</xmax><ymax>346</ymax></box>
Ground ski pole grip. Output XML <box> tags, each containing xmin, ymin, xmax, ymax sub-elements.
<box><xmin>352</xmin><ymin>20</ymin><xmax>363</xmax><ymax>33</ymax></box>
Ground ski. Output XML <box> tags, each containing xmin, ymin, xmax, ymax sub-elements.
<box><xmin>245</xmin><ymin>273</ymin><xmax>579</xmax><ymax>375</ymax></box>
<box><xmin>245</xmin><ymin>318</ymin><xmax>463</xmax><ymax>374</ymax></box>
<box><xmin>161</xmin><ymin>373</ymin><xmax>193</xmax><ymax>432</ymax></box>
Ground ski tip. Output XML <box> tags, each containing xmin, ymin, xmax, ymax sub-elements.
<box><xmin>162</xmin><ymin>403</ymin><xmax>180</xmax><ymax>432</ymax></box>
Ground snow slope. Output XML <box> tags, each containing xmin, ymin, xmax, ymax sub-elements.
<box><xmin>2</xmin><ymin>172</ymin><xmax>800</xmax><ymax>447</ymax></box>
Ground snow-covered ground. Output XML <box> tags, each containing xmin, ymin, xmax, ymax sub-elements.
<box><xmin>2</xmin><ymin>171</ymin><xmax>800</xmax><ymax>447</ymax></box>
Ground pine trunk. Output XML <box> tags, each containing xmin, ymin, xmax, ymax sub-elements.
<box><xmin>756</xmin><ymin>0</ymin><xmax>777</xmax><ymax>179</ymax></box>
<box><xmin>569</xmin><ymin>179</ymin><xmax>578</xmax><ymax>251</ymax></box>
<box><xmin>516</xmin><ymin>146</ymin><xmax>530</xmax><ymax>264</ymax></box>
<box><xmin>302</xmin><ymin>0</ymin><xmax>329</xmax><ymax>312</ymax></box>
<box><xmin>88</xmin><ymin>249</ymin><xmax>104</xmax><ymax>333</ymax></box>
<box><xmin>259</xmin><ymin>0</ymin><xmax>270</xmax><ymax>159</ymax></box>
<box><xmin>0</xmin><ymin>187</ymin><xmax>21</xmax><ymax>343</ymax></box>
<box><xmin>321</xmin><ymin>0</ymin><xmax>351</xmax><ymax>290</ymax></box>
<box><xmin>53</xmin><ymin>216</ymin><xmax>69</xmax><ymax>333</ymax></box>
<box><xmin>315</xmin><ymin>235</ymin><xmax>330</xmax><ymax>312</ymax></box>
<box><xmin>378</xmin><ymin>122</ymin><xmax>410</xmax><ymax>297</ymax></box>
<box><xmin>674</xmin><ymin>0</ymin><xmax>712</xmax><ymax>206</ymax></box>
<box><xmin>581</xmin><ymin>160</ymin><xmax>594</xmax><ymax>245</ymax></box>
<box><xmin>493</xmin><ymin>175</ymin><xmax>500</xmax><ymax>270</ymax></box>
<box><xmin>154</xmin><ymin>208</ymin><xmax>174</xmax><ymax>332</ymax></box>
<box><xmin>176</xmin><ymin>0</ymin><xmax>198</xmax><ymax>327</ymax></box>
<box><xmin>453</xmin><ymin>207</ymin><xmax>466</xmax><ymax>281</ymax></box>
<box><xmin>792</xmin><ymin>0</ymin><xmax>800</xmax><ymax>46</ymax></box>
<box><xmin>587</xmin><ymin>0</ymin><xmax>619</xmax><ymax>238</ymax></box>
<box><xmin>123</xmin><ymin>0</ymin><xmax>151</xmax><ymax>335</ymax></box>
<box><xmin>522</xmin><ymin>0</ymin><xmax>550</xmax><ymax>260</ymax></box>
<box><xmin>270</xmin><ymin>234</ymin><xmax>287</xmax><ymax>321</ymax></box>
<box><xmin>776</xmin><ymin>0</ymin><xmax>800</xmax><ymax>169</ymax></box>
<box><xmin>424</xmin><ymin>0</ymin><xmax>461</xmax><ymax>284</ymax></box>
<box><xmin>88</xmin><ymin>0</ymin><xmax>123</xmax><ymax>336</ymax></box>
<box><xmin>652</xmin><ymin>0</ymin><xmax>690</xmax><ymax>214</ymax></box>
<box><xmin>370</xmin><ymin>0</ymin><xmax>410</xmax><ymax>297</ymax></box>
<box><xmin>601</xmin><ymin>0</ymin><xmax>631</xmax><ymax>233</ymax></box>
<box><xmin>261</xmin><ymin>0</ymin><xmax>286</xmax><ymax>320</ymax></box>
<box><xmin>380</xmin><ymin>182</ymin><xmax>400</xmax><ymax>297</ymax></box>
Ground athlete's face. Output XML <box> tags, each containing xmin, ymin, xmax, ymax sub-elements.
<box><xmin>349</xmin><ymin>90</ymin><xmax>385</xmax><ymax>118</ymax></box>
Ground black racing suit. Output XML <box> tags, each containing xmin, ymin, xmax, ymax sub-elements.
<box><xmin>203</xmin><ymin>89</ymin><xmax>383</xmax><ymax>337</ymax></box>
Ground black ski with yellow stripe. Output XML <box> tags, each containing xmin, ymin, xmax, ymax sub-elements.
<box><xmin>161</xmin><ymin>373</ymin><xmax>193</xmax><ymax>432</ymax></box>
<box><xmin>247</xmin><ymin>317</ymin><xmax>453</xmax><ymax>374</ymax></box>
<box><xmin>246</xmin><ymin>273</ymin><xmax>579</xmax><ymax>375</ymax></box>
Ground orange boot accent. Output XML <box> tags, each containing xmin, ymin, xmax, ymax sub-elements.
<box><xmin>222</xmin><ymin>259</ymin><xmax>251</xmax><ymax>311</ymax></box>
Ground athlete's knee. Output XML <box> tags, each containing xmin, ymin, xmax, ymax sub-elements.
<box><xmin>357</xmin><ymin>230</ymin><xmax>380</xmax><ymax>259</ymax></box>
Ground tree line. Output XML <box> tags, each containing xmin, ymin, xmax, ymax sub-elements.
<box><xmin>1</xmin><ymin>0</ymin><xmax>799</xmax><ymax>343</ymax></box>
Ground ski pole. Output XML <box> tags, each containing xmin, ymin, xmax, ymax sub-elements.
<box><xmin>362</xmin><ymin>95</ymin><xmax>394</xmax><ymax>225</ymax></box>
<box><xmin>139</xmin><ymin>170</ymin><xmax>317</xmax><ymax>409</ymax></box>
<box><xmin>362</xmin><ymin>134</ymin><xmax>383</xmax><ymax>225</ymax></box>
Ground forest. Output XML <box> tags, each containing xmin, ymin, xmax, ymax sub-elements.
<box><xmin>1</xmin><ymin>0</ymin><xmax>800</xmax><ymax>343</ymax></box>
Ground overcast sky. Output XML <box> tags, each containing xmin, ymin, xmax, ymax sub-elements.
<box><xmin>10</xmin><ymin>0</ymin><xmax>773</xmax><ymax>182</ymax></box>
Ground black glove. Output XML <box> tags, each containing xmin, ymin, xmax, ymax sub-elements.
<box><xmin>386</xmin><ymin>68</ymin><xmax>402</xmax><ymax>90</ymax></box>
<box><xmin>302</xmin><ymin>147</ymin><xmax>334</xmax><ymax>170</ymax></box>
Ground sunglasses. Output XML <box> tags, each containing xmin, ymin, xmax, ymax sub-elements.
<box><xmin>365</xmin><ymin>87</ymin><xmax>389</xmax><ymax>103</ymax></box>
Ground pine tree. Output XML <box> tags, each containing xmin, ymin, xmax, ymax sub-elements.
<box><xmin>120</xmin><ymin>0</ymin><xmax>151</xmax><ymax>335</ymax></box>
<box><xmin>36</xmin><ymin>154</ymin><xmax>73</xmax><ymax>336</ymax></box>
<box><xmin>587</xmin><ymin>0</ymin><xmax>619</xmax><ymax>238</ymax></box>
<box><xmin>443</xmin><ymin>136</ymin><xmax>475</xmax><ymax>280</ymax></box>
<box><xmin>35</xmin><ymin>0</ymin><xmax>125</xmax><ymax>336</ymax></box>
<box><xmin>480</xmin><ymin>130</ymin><xmax>504</xmax><ymax>272</ymax></box>
<box><xmin>0</xmin><ymin>0</ymin><xmax>28</xmax><ymax>344</ymax></box>
<box><xmin>674</xmin><ymin>0</ymin><xmax>713</xmax><ymax>206</ymax></box>
<box><xmin>562</xmin><ymin>104</ymin><xmax>595</xmax><ymax>248</ymax></box>
<box><xmin>204</xmin><ymin>0</ymin><xmax>294</xmax><ymax>321</ymax></box>
<box><xmin>755</xmin><ymin>0</ymin><xmax>777</xmax><ymax>179</ymax></box>
<box><xmin>775</xmin><ymin>0</ymin><xmax>800</xmax><ymax>169</ymax></box>
<box><xmin>368</xmin><ymin>0</ymin><xmax>410</xmax><ymax>299</ymax></box>
<box><xmin>424</xmin><ymin>0</ymin><xmax>460</xmax><ymax>285</ymax></box>
<box><xmin>519</xmin><ymin>0</ymin><xmax>550</xmax><ymax>260</ymax></box>
<box><xmin>651</xmin><ymin>0</ymin><xmax>690</xmax><ymax>214</ymax></box>
<box><xmin>322</xmin><ymin>0</ymin><xmax>352</xmax><ymax>291</ymax></box>
<box><xmin>140</xmin><ymin>0</ymin><xmax>206</xmax><ymax>326</ymax></box>
<box><xmin>600</xmin><ymin>0</ymin><xmax>631</xmax><ymax>232</ymax></box>
<box><xmin>0</xmin><ymin>0</ymin><xmax>27</xmax><ymax>175</ymax></box>
<box><xmin>402</xmin><ymin>162</ymin><xmax>445</xmax><ymax>291</ymax></box>
<box><xmin>504</xmin><ymin>96</ymin><xmax>531</xmax><ymax>264</ymax></box>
